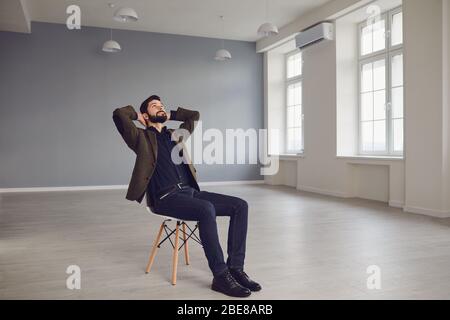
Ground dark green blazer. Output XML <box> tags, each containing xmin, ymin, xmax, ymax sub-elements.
<box><xmin>112</xmin><ymin>105</ymin><xmax>200</xmax><ymax>206</ymax></box>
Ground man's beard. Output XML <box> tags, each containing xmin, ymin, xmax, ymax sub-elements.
<box><xmin>149</xmin><ymin>111</ymin><xmax>167</xmax><ymax>123</ymax></box>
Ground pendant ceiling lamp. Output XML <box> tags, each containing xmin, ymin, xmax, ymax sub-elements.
<box><xmin>114</xmin><ymin>7</ymin><xmax>139</xmax><ymax>22</ymax></box>
<box><xmin>102</xmin><ymin>29</ymin><xmax>121</xmax><ymax>53</ymax></box>
<box><xmin>257</xmin><ymin>0</ymin><xmax>279</xmax><ymax>37</ymax></box>
<box><xmin>214</xmin><ymin>15</ymin><xmax>232</xmax><ymax>61</ymax></box>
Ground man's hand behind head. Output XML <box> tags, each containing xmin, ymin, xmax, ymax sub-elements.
<box><xmin>137</xmin><ymin>112</ymin><xmax>147</xmax><ymax>127</ymax></box>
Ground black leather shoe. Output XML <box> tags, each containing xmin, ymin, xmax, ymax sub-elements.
<box><xmin>229</xmin><ymin>268</ymin><xmax>262</xmax><ymax>292</ymax></box>
<box><xmin>211</xmin><ymin>269</ymin><xmax>251</xmax><ymax>298</ymax></box>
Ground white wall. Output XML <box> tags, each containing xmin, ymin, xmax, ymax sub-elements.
<box><xmin>297</xmin><ymin>39</ymin><xmax>351</xmax><ymax>198</ymax></box>
<box><xmin>336</xmin><ymin>19</ymin><xmax>358</xmax><ymax>157</ymax></box>
<box><xmin>446</xmin><ymin>0</ymin><xmax>450</xmax><ymax>211</ymax></box>
<box><xmin>403</xmin><ymin>0</ymin><xmax>449</xmax><ymax>217</ymax></box>
<box><xmin>266</xmin><ymin>49</ymin><xmax>286</xmax><ymax>155</ymax></box>
<box><xmin>441</xmin><ymin>0</ymin><xmax>450</xmax><ymax>213</ymax></box>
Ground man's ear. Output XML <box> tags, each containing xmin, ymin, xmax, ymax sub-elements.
<box><xmin>143</xmin><ymin>113</ymin><xmax>149</xmax><ymax>120</ymax></box>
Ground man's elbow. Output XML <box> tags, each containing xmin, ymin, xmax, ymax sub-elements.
<box><xmin>193</xmin><ymin>111</ymin><xmax>200</xmax><ymax>121</ymax></box>
<box><xmin>112</xmin><ymin>110</ymin><xmax>122</xmax><ymax>126</ymax></box>
<box><xmin>113</xmin><ymin>108</ymin><xmax>121</xmax><ymax>118</ymax></box>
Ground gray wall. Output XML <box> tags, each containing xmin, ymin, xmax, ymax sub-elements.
<box><xmin>0</xmin><ymin>22</ymin><xmax>263</xmax><ymax>188</ymax></box>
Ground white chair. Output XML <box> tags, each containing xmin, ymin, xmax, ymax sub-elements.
<box><xmin>144</xmin><ymin>206</ymin><xmax>202</xmax><ymax>285</ymax></box>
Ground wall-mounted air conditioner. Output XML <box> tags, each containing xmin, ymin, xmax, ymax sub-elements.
<box><xmin>295</xmin><ymin>22</ymin><xmax>334</xmax><ymax>50</ymax></box>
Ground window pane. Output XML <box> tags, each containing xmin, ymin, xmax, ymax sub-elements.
<box><xmin>287</xmin><ymin>128</ymin><xmax>294</xmax><ymax>150</ymax></box>
<box><xmin>361</xmin><ymin>24</ymin><xmax>373</xmax><ymax>55</ymax></box>
<box><xmin>361</xmin><ymin>92</ymin><xmax>373</xmax><ymax>121</ymax></box>
<box><xmin>294</xmin><ymin>83</ymin><xmax>301</xmax><ymax>105</ymax></box>
<box><xmin>288</xmin><ymin>85</ymin><xmax>294</xmax><ymax>106</ymax></box>
<box><xmin>293</xmin><ymin>56</ymin><xmax>299</xmax><ymax>77</ymax></box>
<box><xmin>373</xmin><ymin>120</ymin><xmax>386</xmax><ymax>151</ymax></box>
<box><xmin>287</xmin><ymin>107</ymin><xmax>294</xmax><ymax>127</ymax></box>
<box><xmin>373</xmin><ymin>90</ymin><xmax>386</xmax><ymax>120</ymax></box>
<box><xmin>391</xmin><ymin>12</ymin><xmax>403</xmax><ymax>46</ymax></box>
<box><xmin>287</xmin><ymin>79</ymin><xmax>301</xmax><ymax>152</ymax></box>
<box><xmin>391</xmin><ymin>53</ymin><xmax>403</xmax><ymax>87</ymax></box>
<box><xmin>373</xmin><ymin>59</ymin><xmax>385</xmax><ymax>91</ymax></box>
<box><xmin>361</xmin><ymin>62</ymin><xmax>373</xmax><ymax>92</ymax></box>
<box><xmin>294</xmin><ymin>105</ymin><xmax>302</xmax><ymax>127</ymax></box>
<box><xmin>287</xmin><ymin>84</ymin><xmax>296</xmax><ymax>106</ymax></box>
<box><xmin>287</xmin><ymin>58</ymin><xmax>294</xmax><ymax>78</ymax></box>
<box><xmin>293</xmin><ymin>84</ymin><xmax>299</xmax><ymax>105</ymax></box>
<box><xmin>294</xmin><ymin>128</ymin><xmax>302</xmax><ymax>150</ymax></box>
<box><xmin>296</xmin><ymin>54</ymin><xmax>302</xmax><ymax>76</ymax></box>
<box><xmin>393</xmin><ymin>119</ymin><xmax>404</xmax><ymax>152</ymax></box>
<box><xmin>362</xmin><ymin>121</ymin><xmax>373</xmax><ymax>152</ymax></box>
<box><xmin>372</xmin><ymin>19</ymin><xmax>386</xmax><ymax>52</ymax></box>
<box><xmin>392</xmin><ymin>87</ymin><xmax>403</xmax><ymax>118</ymax></box>
<box><xmin>287</xmin><ymin>52</ymin><xmax>302</xmax><ymax>78</ymax></box>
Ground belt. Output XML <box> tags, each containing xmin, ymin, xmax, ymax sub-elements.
<box><xmin>155</xmin><ymin>182</ymin><xmax>190</xmax><ymax>200</ymax></box>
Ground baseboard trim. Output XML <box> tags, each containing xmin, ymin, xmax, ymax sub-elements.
<box><xmin>403</xmin><ymin>205</ymin><xmax>450</xmax><ymax>218</ymax></box>
<box><xmin>297</xmin><ymin>185</ymin><xmax>351</xmax><ymax>198</ymax></box>
<box><xmin>388</xmin><ymin>200</ymin><xmax>404</xmax><ymax>208</ymax></box>
<box><xmin>0</xmin><ymin>185</ymin><xmax>129</xmax><ymax>193</ymax></box>
<box><xmin>0</xmin><ymin>180</ymin><xmax>265</xmax><ymax>193</ymax></box>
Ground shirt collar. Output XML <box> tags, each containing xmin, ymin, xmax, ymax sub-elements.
<box><xmin>147</xmin><ymin>125</ymin><xmax>168</xmax><ymax>134</ymax></box>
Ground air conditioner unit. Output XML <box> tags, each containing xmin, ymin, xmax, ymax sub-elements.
<box><xmin>295</xmin><ymin>22</ymin><xmax>334</xmax><ymax>50</ymax></box>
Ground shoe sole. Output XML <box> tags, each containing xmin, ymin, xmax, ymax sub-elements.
<box><xmin>211</xmin><ymin>283</ymin><xmax>251</xmax><ymax>298</ymax></box>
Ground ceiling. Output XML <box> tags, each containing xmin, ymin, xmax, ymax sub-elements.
<box><xmin>2</xmin><ymin>0</ymin><xmax>334</xmax><ymax>41</ymax></box>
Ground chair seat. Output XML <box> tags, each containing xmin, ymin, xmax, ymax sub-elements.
<box><xmin>145</xmin><ymin>206</ymin><xmax>174</xmax><ymax>220</ymax></box>
<box><xmin>145</xmin><ymin>206</ymin><xmax>198</xmax><ymax>222</ymax></box>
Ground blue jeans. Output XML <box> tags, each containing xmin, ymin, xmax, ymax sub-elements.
<box><xmin>152</xmin><ymin>186</ymin><xmax>248</xmax><ymax>277</ymax></box>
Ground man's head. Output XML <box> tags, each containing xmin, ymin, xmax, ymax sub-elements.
<box><xmin>140</xmin><ymin>95</ymin><xmax>168</xmax><ymax>124</ymax></box>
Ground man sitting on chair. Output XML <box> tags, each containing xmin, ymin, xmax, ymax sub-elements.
<box><xmin>112</xmin><ymin>95</ymin><xmax>261</xmax><ymax>297</ymax></box>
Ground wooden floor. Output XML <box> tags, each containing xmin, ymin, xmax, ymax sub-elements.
<box><xmin>1</xmin><ymin>184</ymin><xmax>449</xmax><ymax>300</ymax></box>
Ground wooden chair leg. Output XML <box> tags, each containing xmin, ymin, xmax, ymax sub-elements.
<box><xmin>182</xmin><ymin>222</ymin><xmax>190</xmax><ymax>265</ymax></box>
<box><xmin>145</xmin><ymin>222</ymin><xmax>165</xmax><ymax>274</ymax></box>
<box><xmin>171</xmin><ymin>222</ymin><xmax>180</xmax><ymax>285</ymax></box>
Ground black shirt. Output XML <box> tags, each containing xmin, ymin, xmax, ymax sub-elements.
<box><xmin>146</xmin><ymin>119</ymin><xmax>192</xmax><ymax>203</ymax></box>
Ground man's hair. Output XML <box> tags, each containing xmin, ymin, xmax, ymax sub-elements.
<box><xmin>140</xmin><ymin>95</ymin><xmax>161</xmax><ymax>114</ymax></box>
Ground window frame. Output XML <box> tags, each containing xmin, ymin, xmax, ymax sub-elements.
<box><xmin>358</xmin><ymin>12</ymin><xmax>388</xmax><ymax>60</ymax></box>
<box><xmin>358</xmin><ymin>55</ymin><xmax>389</xmax><ymax>155</ymax></box>
<box><xmin>285</xmin><ymin>49</ymin><xmax>304</xmax><ymax>154</ymax></box>
<box><xmin>389</xmin><ymin>6</ymin><xmax>403</xmax><ymax>51</ymax></box>
<box><xmin>357</xmin><ymin>5</ymin><xmax>403</xmax><ymax>157</ymax></box>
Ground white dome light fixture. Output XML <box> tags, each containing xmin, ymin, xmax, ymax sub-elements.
<box><xmin>114</xmin><ymin>7</ymin><xmax>139</xmax><ymax>22</ymax></box>
<box><xmin>102</xmin><ymin>29</ymin><xmax>121</xmax><ymax>53</ymax></box>
<box><xmin>214</xmin><ymin>48</ymin><xmax>232</xmax><ymax>61</ymax></box>
<box><xmin>257</xmin><ymin>22</ymin><xmax>279</xmax><ymax>37</ymax></box>
<box><xmin>214</xmin><ymin>15</ymin><xmax>232</xmax><ymax>61</ymax></box>
<box><xmin>257</xmin><ymin>0</ymin><xmax>279</xmax><ymax>38</ymax></box>
<box><xmin>102</xmin><ymin>39</ymin><xmax>121</xmax><ymax>52</ymax></box>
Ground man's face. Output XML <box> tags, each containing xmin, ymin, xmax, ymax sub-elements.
<box><xmin>146</xmin><ymin>99</ymin><xmax>166</xmax><ymax>117</ymax></box>
<box><xmin>145</xmin><ymin>99</ymin><xmax>168</xmax><ymax>124</ymax></box>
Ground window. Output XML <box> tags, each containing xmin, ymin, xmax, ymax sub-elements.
<box><xmin>286</xmin><ymin>50</ymin><xmax>303</xmax><ymax>154</ymax></box>
<box><xmin>358</xmin><ymin>6</ymin><xmax>403</xmax><ymax>156</ymax></box>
